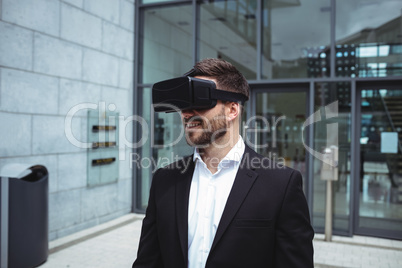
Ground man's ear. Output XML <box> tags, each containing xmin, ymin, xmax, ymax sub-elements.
<box><xmin>226</xmin><ymin>102</ymin><xmax>240</xmax><ymax>122</ymax></box>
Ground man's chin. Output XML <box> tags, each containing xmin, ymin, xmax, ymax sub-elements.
<box><xmin>185</xmin><ymin>136</ymin><xmax>210</xmax><ymax>148</ymax></box>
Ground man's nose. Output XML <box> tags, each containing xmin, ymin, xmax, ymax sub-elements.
<box><xmin>181</xmin><ymin>109</ymin><xmax>195</xmax><ymax>118</ymax></box>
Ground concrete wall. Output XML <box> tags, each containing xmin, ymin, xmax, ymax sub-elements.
<box><xmin>0</xmin><ymin>0</ymin><xmax>135</xmax><ymax>240</ymax></box>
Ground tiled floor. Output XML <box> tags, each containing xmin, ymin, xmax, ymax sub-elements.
<box><xmin>40</xmin><ymin>215</ymin><xmax>143</xmax><ymax>268</ymax></box>
<box><xmin>38</xmin><ymin>214</ymin><xmax>402</xmax><ymax>268</ymax></box>
<box><xmin>314</xmin><ymin>236</ymin><xmax>402</xmax><ymax>268</ymax></box>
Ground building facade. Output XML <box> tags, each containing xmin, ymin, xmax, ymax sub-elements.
<box><xmin>0</xmin><ymin>0</ymin><xmax>401</xmax><ymax>242</ymax></box>
<box><xmin>134</xmin><ymin>0</ymin><xmax>402</xmax><ymax>240</ymax></box>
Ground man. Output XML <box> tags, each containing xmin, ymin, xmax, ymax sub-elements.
<box><xmin>133</xmin><ymin>58</ymin><xmax>314</xmax><ymax>268</ymax></box>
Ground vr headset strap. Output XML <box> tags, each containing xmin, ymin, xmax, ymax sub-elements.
<box><xmin>182</xmin><ymin>68</ymin><xmax>196</xmax><ymax>77</ymax></box>
<box><xmin>211</xmin><ymin>89</ymin><xmax>248</xmax><ymax>105</ymax></box>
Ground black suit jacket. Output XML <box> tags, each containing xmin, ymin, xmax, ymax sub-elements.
<box><xmin>133</xmin><ymin>146</ymin><xmax>314</xmax><ymax>268</ymax></box>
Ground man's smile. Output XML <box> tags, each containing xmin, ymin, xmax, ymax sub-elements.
<box><xmin>185</xmin><ymin>122</ymin><xmax>202</xmax><ymax>129</ymax></box>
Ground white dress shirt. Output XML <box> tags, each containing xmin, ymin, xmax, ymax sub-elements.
<box><xmin>187</xmin><ymin>136</ymin><xmax>245</xmax><ymax>268</ymax></box>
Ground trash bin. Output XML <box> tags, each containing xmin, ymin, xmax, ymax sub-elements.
<box><xmin>1</xmin><ymin>164</ymin><xmax>48</xmax><ymax>268</ymax></box>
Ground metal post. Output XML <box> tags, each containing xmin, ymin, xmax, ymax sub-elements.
<box><xmin>322</xmin><ymin>145</ymin><xmax>338</xmax><ymax>242</ymax></box>
<box><xmin>324</xmin><ymin>179</ymin><xmax>333</xmax><ymax>242</ymax></box>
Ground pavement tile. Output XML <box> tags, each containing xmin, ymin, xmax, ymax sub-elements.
<box><xmin>37</xmin><ymin>214</ymin><xmax>402</xmax><ymax>268</ymax></box>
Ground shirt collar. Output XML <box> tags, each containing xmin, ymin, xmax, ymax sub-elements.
<box><xmin>192</xmin><ymin>136</ymin><xmax>245</xmax><ymax>165</ymax></box>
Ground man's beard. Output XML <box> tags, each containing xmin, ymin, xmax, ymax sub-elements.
<box><xmin>184</xmin><ymin>107</ymin><xmax>228</xmax><ymax>147</ymax></box>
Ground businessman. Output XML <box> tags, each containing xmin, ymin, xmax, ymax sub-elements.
<box><xmin>133</xmin><ymin>58</ymin><xmax>314</xmax><ymax>268</ymax></box>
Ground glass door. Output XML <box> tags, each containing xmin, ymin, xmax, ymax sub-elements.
<box><xmin>356</xmin><ymin>86</ymin><xmax>402</xmax><ymax>239</ymax></box>
<box><xmin>249</xmin><ymin>89</ymin><xmax>309</xmax><ymax>187</ymax></box>
<box><xmin>250</xmin><ymin>84</ymin><xmax>353</xmax><ymax>235</ymax></box>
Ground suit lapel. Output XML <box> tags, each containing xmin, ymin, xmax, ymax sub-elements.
<box><xmin>175</xmin><ymin>156</ymin><xmax>195</xmax><ymax>263</ymax></box>
<box><xmin>210</xmin><ymin>146</ymin><xmax>259</xmax><ymax>253</ymax></box>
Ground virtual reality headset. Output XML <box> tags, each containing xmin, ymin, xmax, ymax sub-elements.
<box><xmin>152</xmin><ymin>76</ymin><xmax>248</xmax><ymax>113</ymax></box>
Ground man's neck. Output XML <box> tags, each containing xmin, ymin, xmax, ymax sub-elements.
<box><xmin>198</xmin><ymin>133</ymin><xmax>240</xmax><ymax>174</ymax></box>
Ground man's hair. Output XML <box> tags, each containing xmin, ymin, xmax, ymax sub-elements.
<box><xmin>189</xmin><ymin>58</ymin><xmax>250</xmax><ymax>99</ymax></box>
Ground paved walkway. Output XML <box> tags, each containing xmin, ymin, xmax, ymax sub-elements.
<box><xmin>38</xmin><ymin>214</ymin><xmax>402</xmax><ymax>268</ymax></box>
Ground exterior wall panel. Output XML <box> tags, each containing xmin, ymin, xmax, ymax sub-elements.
<box><xmin>0</xmin><ymin>0</ymin><xmax>135</xmax><ymax>241</ymax></box>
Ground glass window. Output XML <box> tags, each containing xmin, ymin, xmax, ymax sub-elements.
<box><xmin>262</xmin><ymin>0</ymin><xmax>331</xmax><ymax>79</ymax></box>
<box><xmin>199</xmin><ymin>0</ymin><xmax>258</xmax><ymax>80</ymax></box>
<box><xmin>135</xmin><ymin>88</ymin><xmax>192</xmax><ymax>210</ymax></box>
<box><xmin>135</xmin><ymin>88</ymin><xmax>152</xmax><ymax>210</ymax></box>
<box><xmin>141</xmin><ymin>4</ymin><xmax>193</xmax><ymax>84</ymax></box>
<box><xmin>254</xmin><ymin>91</ymin><xmax>308</xmax><ymax>185</ymax></box>
<box><xmin>336</xmin><ymin>0</ymin><xmax>402</xmax><ymax>77</ymax></box>
<box><xmin>358</xmin><ymin>88</ymin><xmax>402</xmax><ymax>234</ymax></box>
<box><xmin>312</xmin><ymin>82</ymin><xmax>352</xmax><ymax>233</ymax></box>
